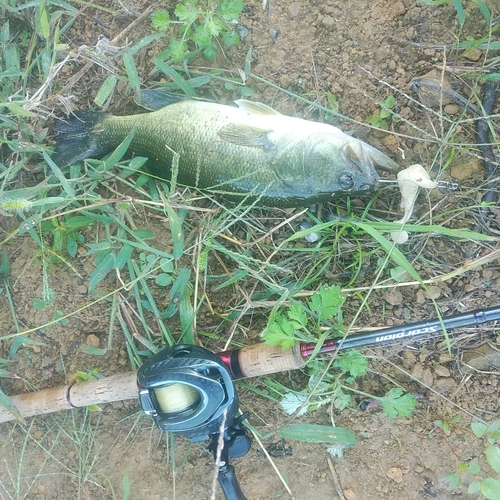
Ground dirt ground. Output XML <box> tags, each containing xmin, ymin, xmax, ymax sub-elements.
<box><xmin>1</xmin><ymin>0</ymin><xmax>500</xmax><ymax>499</ymax></box>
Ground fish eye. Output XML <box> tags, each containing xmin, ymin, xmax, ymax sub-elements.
<box><xmin>339</xmin><ymin>173</ymin><xmax>354</xmax><ymax>190</ymax></box>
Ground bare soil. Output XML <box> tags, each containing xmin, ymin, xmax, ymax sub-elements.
<box><xmin>1</xmin><ymin>1</ymin><xmax>499</xmax><ymax>499</ymax></box>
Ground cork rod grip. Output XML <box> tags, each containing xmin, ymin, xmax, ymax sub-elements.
<box><xmin>236</xmin><ymin>343</ymin><xmax>305</xmax><ymax>378</ymax></box>
<box><xmin>0</xmin><ymin>371</ymin><xmax>138</xmax><ymax>424</ymax></box>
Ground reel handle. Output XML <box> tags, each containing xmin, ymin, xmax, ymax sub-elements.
<box><xmin>218</xmin><ymin>462</ymin><xmax>247</xmax><ymax>500</ymax></box>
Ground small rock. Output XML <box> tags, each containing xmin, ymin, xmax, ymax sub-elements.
<box><xmin>381</xmin><ymin>134</ymin><xmax>399</xmax><ymax>151</ymax></box>
<box><xmin>415</xmin><ymin>289</ymin><xmax>426</xmax><ymax>304</ymax></box>
<box><xmin>374</xmin><ymin>47</ymin><xmax>390</xmax><ymax>62</ymax></box>
<box><xmin>424</xmin><ymin>285</ymin><xmax>441</xmax><ymax>300</ymax></box>
<box><xmin>463</xmin><ymin>345</ymin><xmax>500</xmax><ymax>370</ymax></box>
<box><xmin>434</xmin><ymin>377</ymin><xmax>456</xmax><ymax>393</ymax></box>
<box><xmin>86</xmin><ymin>334</ymin><xmax>100</xmax><ymax>348</ymax></box>
<box><xmin>450</xmin><ymin>158</ymin><xmax>483</xmax><ymax>181</ymax></box>
<box><xmin>386</xmin><ymin>467</ymin><xmax>403</xmax><ymax>483</ymax></box>
<box><xmin>464</xmin><ymin>49</ymin><xmax>482</xmax><ymax>61</ymax></box>
<box><xmin>402</xmin><ymin>350</ymin><xmax>417</xmax><ymax>361</ymax></box>
<box><xmin>421</xmin><ymin>368</ymin><xmax>434</xmax><ymax>388</ymax></box>
<box><xmin>444</xmin><ymin>104</ymin><xmax>460</xmax><ymax>115</ymax></box>
<box><xmin>321</xmin><ymin>15</ymin><xmax>335</xmax><ymax>26</ymax></box>
<box><xmin>32</xmin><ymin>345</ymin><xmax>41</xmax><ymax>353</ymax></box>
<box><xmin>383</xmin><ymin>288</ymin><xmax>404</xmax><ymax>306</ymax></box>
<box><xmin>344</xmin><ymin>489</ymin><xmax>356</xmax><ymax>500</ymax></box>
<box><xmin>288</xmin><ymin>2</ymin><xmax>300</xmax><ymax>17</ymax></box>
<box><xmin>433</xmin><ymin>365</ymin><xmax>450</xmax><ymax>377</ymax></box>
<box><xmin>411</xmin><ymin>362</ymin><xmax>423</xmax><ymax>380</ymax></box>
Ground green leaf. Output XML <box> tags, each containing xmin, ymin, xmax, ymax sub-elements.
<box><xmin>0</xmin><ymin>387</ymin><xmax>24</xmax><ymax>424</ymax></box>
<box><xmin>287</xmin><ymin>302</ymin><xmax>308</xmax><ymax>329</ymax></box>
<box><xmin>452</xmin><ymin>0</ymin><xmax>465</xmax><ymax>25</ymax></box>
<box><xmin>9</xmin><ymin>335</ymin><xmax>46</xmax><ymax>359</ymax></box>
<box><xmin>33</xmin><ymin>297</ymin><xmax>47</xmax><ymax>310</ymax></box>
<box><xmin>468</xmin><ymin>480</ymin><xmax>481</xmax><ymax>494</ymax></box>
<box><xmin>43</xmin><ymin>150</ymin><xmax>75</xmax><ymax>198</ymax></box>
<box><xmin>193</xmin><ymin>25</ymin><xmax>212</xmax><ymax>46</ymax></box>
<box><xmin>88</xmin><ymin>253</ymin><xmax>115</xmax><ymax>290</ymax></box>
<box><xmin>202</xmin><ymin>40</ymin><xmax>217</xmax><ymax>61</ymax></box>
<box><xmin>151</xmin><ymin>9</ymin><xmax>170</xmax><ymax>31</ymax></box>
<box><xmin>442</xmin><ymin>472</ymin><xmax>461</xmax><ymax>490</ymax></box>
<box><xmin>468</xmin><ymin>461</ymin><xmax>481</xmax><ymax>475</ymax></box>
<box><xmin>309</xmin><ymin>285</ymin><xmax>344</xmax><ymax>320</ymax></box>
<box><xmin>481</xmin><ymin>477</ymin><xmax>500</xmax><ymax>500</ymax></box>
<box><xmin>53</xmin><ymin>310</ymin><xmax>69</xmax><ymax>326</ymax></box>
<box><xmin>0</xmin><ymin>249</ymin><xmax>10</xmax><ymax>276</ymax></box>
<box><xmin>486</xmin><ymin>445</ymin><xmax>500</xmax><ymax>473</ymax></box>
<box><xmin>334</xmin><ymin>391</ymin><xmax>352</xmax><ymax>411</ymax></box>
<box><xmin>174</xmin><ymin>3</ymin><xmax>198</xmax><ymax>25</ymax></box>
<box><xmin>64</xmin><ymin>216</ymin><xmax>94</xmax><ymax>229</ymax></box>
<box><xmin>222</xmin><ymin>30</ymin><xmax>240</xmax><ymax>47</ymax></box>
<box><xmin>472</xmin><ymin>0</ymin><xmax>491</xmax><ymax>23</ymax></box>
<box><xmin>381</xmin><ymin>387</ymin><xmax>417</xmax><ymax>418</ymax></box>
<box><xmin>334</xmin><ymin>350</ymin><xmax>368</xmax><ymax>378</ymax></box>
<box><xmin>265</xmin><ymin>315</ymin><xmax>297</xmax><ymax>349</ymax></box>
<box><xmin>123</xmin><ymin>52</ymin><xmax>140</xmax><ymax>94</ymax></box>
<box><xmin>160</xmin><ymin>258</ymin><xmax>174</xmax><ymax>273</ymax></box>
<box><xmin>280</xmin><ymin>392</ymin><xmax>308</xmax><ymax>415</ymax></box>
<box><xmin>80</xmin><ymin>345</ymin><xmax>108</xmax><ymax>356</ymax></box>
<box><xmin>471</xmin><ymin>422</ymin><xmax>488</xmax><ymax>438</ymax></box>
<box><xmin>94</xmin><ymin>74</ymin><xmax>118</xmax><ymax>107</ymax></box>
<box><xmin>66</xmin><ymin>232</ymin><xmax>78</xmax><ymax>258</ymax></box>
<box><xmin>115</xmin><ymin>244</ymin><xmax>134</xmax><ymax>270</ymax></box>
<box><xmin>390</xmin><ymin>266</ymin><xmax>407</xmax><ymax>282</ymax></box>
<box><xmin>155</xmin><ymin>273</ymin><xmax>172</xmax><ymax>287</ymax></box>
<box><xmin>279</xmin><ymin>424</ymin><xmax>356</xmax><ymax>447</ymax></box>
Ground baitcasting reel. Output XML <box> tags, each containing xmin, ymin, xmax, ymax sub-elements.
<box><xmin>137</xmin><ymin>344</ymin><xmax>251</xmax><ymax>500</ymax></box>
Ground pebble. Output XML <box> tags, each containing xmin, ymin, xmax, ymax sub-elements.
<box><xmin>386</xmin><ymin>467</ymin><xmax>403</xmax><ymax>483</ymax></box>
<box><xmin>344</xmin><ymin>489</ymin><xmax>356</xmax><ymax>500</ymax></box>
<box><xmin>424</xmin><ymin>286</ymin><xmax>441</xmax><ymax>300</ymax></box>
<box><xmin>444</xmin><ymin>104</ymin><xmax>460</xmax><ymax>115</ymax></box>
<box><xmin>450</xmin><ymin>158</ymin><xmax>483</xmax><ymax>181</ymax></box>
<box><xmin>433</xmin><ymin>377</ymin><xmax>456</xmax><ymax>393</ymax></box>
<box><xmin>433</xmin><ymin>365</ymin><xmax>450</xmax><ymax>377</ymax></box>
<box><xmin>288</xmin><ymin>2</ymin><xmax>300</xmax><ymax>17</ymax></box>
<box><xmin>381</xmin><ymin>134</ymin><xmax>399</xmax><ymax>151</ymax></box>
<box><xmin>383</xmin><ymin>288</ymin><xmax>404</xmax><ymax>306</ymax></box>
<box><xmin>86</xmin><ymin>334</ymin><xmax>100</xmax><ymax>348</ymax></box>
<box><xmin>321</xmin><ymin>15</ymin><xmax>336</xmax><ymax>26</ymax></box>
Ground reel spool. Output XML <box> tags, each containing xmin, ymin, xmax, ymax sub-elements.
<box><xmin>137</xmin><ymin>344</ymin><xmax>239</xmax><ymax>441</ymax></box>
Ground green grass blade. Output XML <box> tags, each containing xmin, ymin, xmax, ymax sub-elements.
<box><xmin>42</xmin><ymin>150</ymin><xmax>75</xmax><ymax>198</ymax></box>
<box><xmin>0</xmin><ymin>387</ymin><xmax>25</xmax><ymax>423</ymax></box>
<box><xmin>278</xmin><ymin>424</ymin><xmax>356</xmax><ymax>447</ymax></box>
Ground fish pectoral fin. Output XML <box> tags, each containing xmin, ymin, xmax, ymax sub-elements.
<box><xmin>218</xmin><ymin>123</ymin><xmax>275</xmax><ymax>151</ymax></box>
<box><xmin>234</xmin><ymin>100</ymin><xmax>282</xmax><ymax>115</ymax></box>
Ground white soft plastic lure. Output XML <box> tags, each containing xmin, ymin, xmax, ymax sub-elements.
<box><xmin>391</xmin><ymin>164</ymin><xmax>437</xmax><ymax>244</ymax></box>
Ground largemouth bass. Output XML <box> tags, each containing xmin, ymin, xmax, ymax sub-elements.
<box><xmin>53</xmin><ymin>91</ymin><xmax>399</xmax><ymax>207</ymax></box>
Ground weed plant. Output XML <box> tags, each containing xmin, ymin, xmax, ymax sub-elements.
<box><xmin>0</xmin><ymin>0</ymin><xmax>499</xmax><ymax>497</ymax></box>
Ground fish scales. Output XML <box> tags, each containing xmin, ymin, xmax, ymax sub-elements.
<box><xmin>53</xmin><ymin>95</ymin><xmax>399</xmax><ymax>207</ymax></box>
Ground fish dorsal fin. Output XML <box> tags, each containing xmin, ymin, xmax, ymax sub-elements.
<box><xmin>218</xmin><ymin>123</ymin><xmax>274</xmax><ymax>151</ymax></box>
<box><xmin>234</xmin><ymin>99</ymin><xmax>282</xmax><ymax>115</ymax></box>
<box><xmin>135</xmin><ymin>89</ymin><xmax>188</xmax><ymax>111</ymax></box>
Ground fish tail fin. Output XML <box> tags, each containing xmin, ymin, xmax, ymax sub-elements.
<box><xmin>52</xmin><ymin>112</ymin><xmax>109</xmax><ymax>167</ymax></box>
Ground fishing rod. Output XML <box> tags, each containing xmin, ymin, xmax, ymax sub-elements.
<box><xmin>1</xmin><ymin>304</ymin><xmax>499</xmax><ymax>425</ymax></box>
<box><xmin>2</xmin><ymin>305</ymin><xmax>499</xmax><ymax>500</ymax></box>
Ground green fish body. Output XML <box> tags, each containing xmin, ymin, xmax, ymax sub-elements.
<box><xmin>53</xmin><ymin>93</ymin><xmax>399</xmax><ymax>207</ymax></box>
